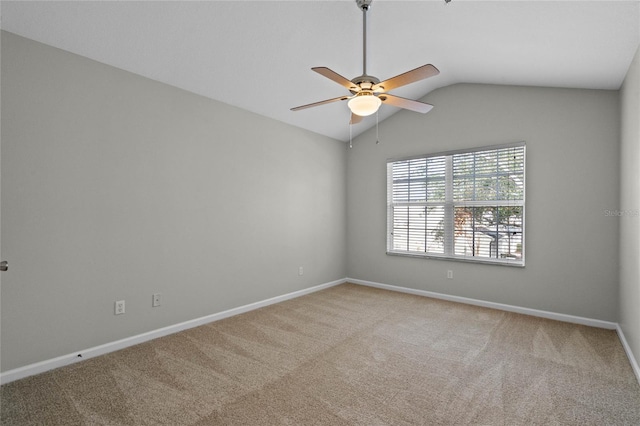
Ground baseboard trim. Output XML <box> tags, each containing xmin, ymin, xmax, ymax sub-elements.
<box><xmin>0</xmin><ymin>278</ymin><xmax>346</xmax><ymax>385</ymax></box>
<box><xmin>616</xmin><ymin>324</ymin><xmax>640</xmax><ymax>384</ymax></box>
<box><xmin>347</xmin><ymin>278</ymin><xmax>618</xmax><ymax>330</ymax></box>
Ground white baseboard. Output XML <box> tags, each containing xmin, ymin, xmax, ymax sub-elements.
<box><xmin>616</xmin><ymin>324</ymin><xmax>640</xmax><ymax>384</ymax></box>
<box><xmin>0</xmin><ymin>278</ymin><xmax>346</xmax><ymax>385</ymax></box>
<box><xmin>347</xmin><ymin>278</ymin><xmax>618</xmax><ymax>330</ymax></box>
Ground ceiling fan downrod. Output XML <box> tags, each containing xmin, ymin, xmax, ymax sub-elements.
<box><xmin>356</xmin><ymin>0</ymin><xmax>373</xmax><ymax>77</ymax></box>
<box><xmin>351</xmin><ymin>0</ymin><xmax>379</xmax><ymax>91</ymax></box>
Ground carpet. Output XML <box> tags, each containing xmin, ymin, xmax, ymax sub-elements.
<box><xmin>2</xmin><ymin>283</ymin><xmax>639</xmax><ymax>425</ymax></box>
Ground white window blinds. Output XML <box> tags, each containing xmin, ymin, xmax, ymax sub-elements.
<box><xmin>387</xmin><ymin>143</ymin><xmax>525</xmax><ymax>266</ymax></box>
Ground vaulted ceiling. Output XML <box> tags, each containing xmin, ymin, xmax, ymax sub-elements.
<box><xmin>1</xmin><ymin>0</ymin><xmax>639</xmax><ymax>141</ymax></box>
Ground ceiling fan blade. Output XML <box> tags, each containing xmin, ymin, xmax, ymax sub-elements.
<box><xmin>312</xmin><ymin>67</ymin><xmax>359</xmax><ymax>92</ymax></box>
<box><xmin>380</xmin><ymin>94</ymin><xmax>434</xmax><ymax>114</ymax></box>
<box><xmin>291</xmin><ymin>95</ymin><xmax>350</xmax><ymax>111</ymax></box>
<box><xmin>374</xmin><ymin>64</ymin><xmax>440</xmax><ymax>92</ymax></box>
<box><xmin>350</xmin><ymin>113</ymin><xmax>363</xmax><ymax>125</ymax></box>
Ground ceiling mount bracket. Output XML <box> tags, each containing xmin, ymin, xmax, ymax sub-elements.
<box><xmin>356</xmin><ymin>0</ymin><xmax>373</xmax><ymax>11</ymax></box>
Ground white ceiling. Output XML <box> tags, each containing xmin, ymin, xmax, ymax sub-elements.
<box><xmin>1</xmin><ymin>0</ymin><xmax>639</xmax><ymax>142</ymax></box>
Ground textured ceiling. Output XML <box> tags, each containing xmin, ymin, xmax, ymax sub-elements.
<box><xmin>1</xmin><ymin>0</ymin><xmax>639</xmax><ymax>142</ymax></box>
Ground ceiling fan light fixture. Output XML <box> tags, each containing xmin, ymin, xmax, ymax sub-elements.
<box><xmin>348</xmin><ymin>92</ymin><xmax>381</xmax><ymax>116</ymax></box>
<box><xmin>290</xmin><ymin>0</ymin><xmax>440</xmax><ymax>120</ymax></box>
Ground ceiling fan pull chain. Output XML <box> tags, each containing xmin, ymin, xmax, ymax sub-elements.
<box><xmin>376</xmin><ymin>110</ymin><xmax>380</xmax><ymax>144</ymax></box>
<box><xmin>349</xmin><ymin>119</ymin><xmax>353</xmax><ymax>149</ymax></box>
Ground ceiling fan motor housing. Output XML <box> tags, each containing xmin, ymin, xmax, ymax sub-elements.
<box><xmin>350</xmin><ymin>75</ymin><xmax>381</xmax><ymax>94</ymax></box>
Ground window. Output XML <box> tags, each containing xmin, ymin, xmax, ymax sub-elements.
<box><xmin>387</xmin><ymin>143</ymin><xmax>525</xmax><ymax>266</ymax></box>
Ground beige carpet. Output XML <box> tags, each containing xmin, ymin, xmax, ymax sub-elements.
<box><xmin>1</xmin><ymin>283</ymin><xmax>639</xmax><ymax>425</ymax></box>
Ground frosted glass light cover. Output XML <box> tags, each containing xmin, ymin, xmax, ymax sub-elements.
<box><xmin>348</xmin><ymin>94</ymin><xmax>381</xmax><ymax>116</ymax></box>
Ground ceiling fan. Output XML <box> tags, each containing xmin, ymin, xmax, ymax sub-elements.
<box><xmin>291</xmin><ymin>0</ymin><xmax>440</xmax><ymax>124</ymax></box>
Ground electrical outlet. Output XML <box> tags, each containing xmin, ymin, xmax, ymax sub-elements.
<box><xmin>298</xmin><ymin>266</ymin><xmax>304</xmax><ymax>276</ymax></box>
<box><xmin>115</xmin><ymin>300</ymin><xmax>125</xmax><ymax>315</ymax></box>
<box><xmin>447</xmin><ymin>270</ymin><xmax>453</xmax><ymax>279</ymax></box>
<box><xmin>152</xmin><ymin>293</ymin><xmax>162</xmax><ymax>307</ymax></box>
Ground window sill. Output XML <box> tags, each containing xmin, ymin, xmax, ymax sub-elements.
<box><xmin>386</xmin><ymin>250</ymin><xmax>525</xmax><ymax>267</ymax></box>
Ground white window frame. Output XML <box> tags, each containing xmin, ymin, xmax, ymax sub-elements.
<box><xmin>386</xmin><ymin>142</ymin><xmax>526</xmax><ymax>267</ymax></box>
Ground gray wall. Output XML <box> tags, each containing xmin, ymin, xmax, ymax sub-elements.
<box><xmin>0</xmin><ymin>32</ymin><xmax>347</xmax><ymax>372</ymax></box>
<box><xmin>347</xmin><ymin>83</ymin><xmax>620</xmax><ymax>321</ymax></box>
<box><xmin>1</xmin><ymin>29</ymin><xmax>634</xmax><ymax>374</ymax></box>
<box><xmin>620</xmin><ymin>44</ymin><xmax>640</xmax><ymax>367</ymax></box>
